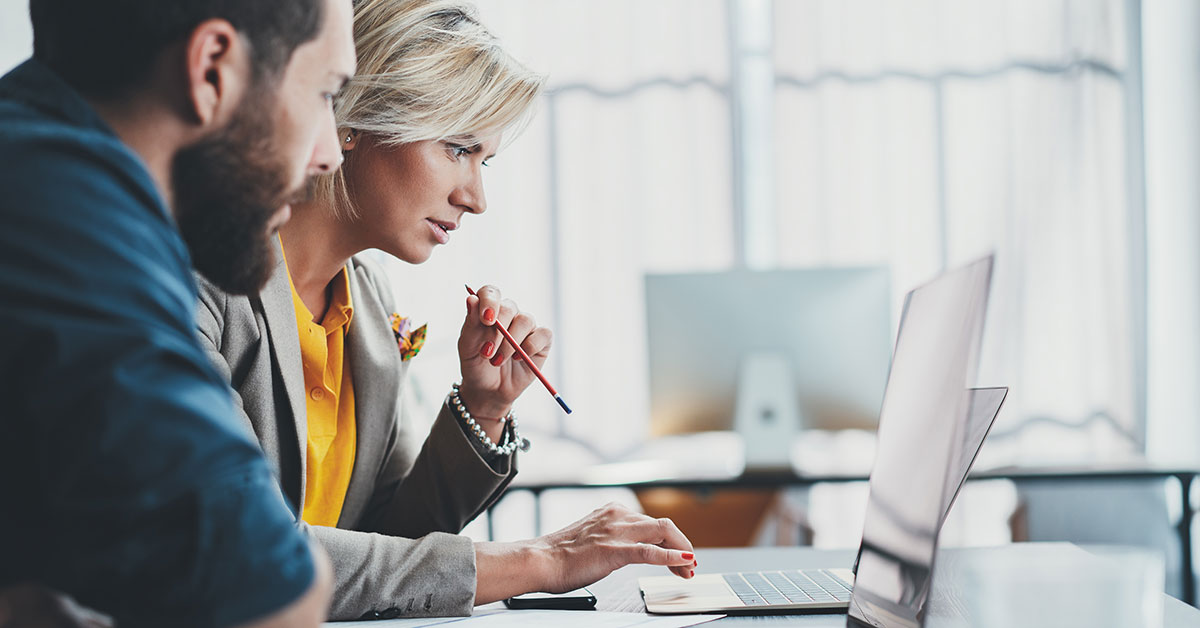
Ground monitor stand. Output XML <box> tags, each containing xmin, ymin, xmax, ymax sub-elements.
<box><xmin>734</xmin><ymin>351</ymin><xmax>801</xmax><ymax>470</ymax></box>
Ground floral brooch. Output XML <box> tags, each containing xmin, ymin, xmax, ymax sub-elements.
<box><xmin>389</xmin><ymin>313</ymin><xmax>427</xmax><ymax>362</ymax></box>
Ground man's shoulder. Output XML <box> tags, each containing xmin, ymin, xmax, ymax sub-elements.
<box><xmin>0</xmin><ymin>60</ymin><xmax>167</xmax><ymax>228</ymax></box>
<box><xmin>0</xmin><ymin>102</ymin><xmax>162</xmax><ymax>216</ymax></box>
<box><xmin>0</xmin><ymin>131</ymin><xmax>200</xmax><ymax>369</ymax></box>
<box><xmin>0</xmin><ymin>61</ymin><xmax>189</xmax><ymax>309</ymax></box>
<box><xmin>0</xmin><ymin>97</ymin><xmax>119</xmax><ymax>150</ymax></box>
<box><xmin>0</xmin><ymin>91</ymin><xmax>187</xmax><ymax>270</ymax></box>
<box><xmin>0</xmin><ymin>60</ymin><xmax>147</xmax><ymax>185</ymax></box>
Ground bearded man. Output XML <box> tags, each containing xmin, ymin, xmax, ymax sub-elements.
<box><xmin>0</xmin><ymin>0</ymin><xmax>356</xmax><ymax>626</ymax></box>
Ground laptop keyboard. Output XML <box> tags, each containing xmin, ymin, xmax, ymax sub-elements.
<box><xmin>722</xmin><ymin>570</ymin><xmax>852</xmax><ymax>606</ymax></box>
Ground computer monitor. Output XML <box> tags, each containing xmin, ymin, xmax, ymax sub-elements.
<box><xmin>644</xmin><ymin>267</ymin><xmax>892</xmax><ymax>462</ymax></box>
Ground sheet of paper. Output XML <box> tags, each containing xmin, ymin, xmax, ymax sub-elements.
<box><xmin>323</xmin><ymin>607</ymin><xmax>723</xmax><ymax>628</ymax></box>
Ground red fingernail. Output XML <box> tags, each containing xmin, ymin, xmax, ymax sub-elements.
<box><xmin>688</xmin><ymin>570</ymin><xmax>695</xmax><ymax>578</ymax></box>
<box><xmin>513</xmin><ymin>353</ymin><xmax>522</xmax><ymax>361</ymax></box>
<box><xmin>483</xmin><ymin>308</ymin><xmax>495</xmax><ymax>324</ymax></box>
<box><xmin>681</xmin><ymin>552</ymin><xmax>694</xmax><ymax>560</ymax></box>
<box><xmin>481</xmin><ymin>342</ymin><xmax>494</xmax><ymax>358</ymax></box>
<box><xmin>693</xmin><ymin>560</ymin><xmax>698</xmax><ymax>567</ymax></box>
<box><xmin>490</xmin><ymin>353</ymin><xmax>504</xmax><ymax>367</ymax></box>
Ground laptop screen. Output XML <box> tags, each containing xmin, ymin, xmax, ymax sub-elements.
<box><xmin>941</xmin><ymin>386</ymin><xmax>1007</xmax><ymax>524</ymax></box>
<box><xmin>847</xmin><ymin>256</ymin><xmax>993</xmax><ymax>628</ymax></box>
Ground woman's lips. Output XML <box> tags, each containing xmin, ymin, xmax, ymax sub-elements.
<box><xmin>427</xmin><ymin>218</ymin><xmax>452</xmax><ymax>244</ymax></box>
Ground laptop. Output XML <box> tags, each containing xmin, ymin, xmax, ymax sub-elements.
<box><xmin>635</xmin><ymin>386</ymin><xmax>1006</xmax><ymax>615</ymax></box>
<box><xmin>639</xmin><ymin>256</ymin><xmax>995</xmax><ymax>620</ymax></box>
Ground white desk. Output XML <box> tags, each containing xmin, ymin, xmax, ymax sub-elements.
<box><xmin>500</xmin><ymin>462</ymin><xmax>1200</xmax><ymax>605</ymax></box>
<box><xmin>585</xmin><ymin>545</ymin><xmax>1200</xmax><ymax>626</ymax></box>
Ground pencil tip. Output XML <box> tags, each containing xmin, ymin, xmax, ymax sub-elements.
<box><xmin>556</xmin><ymin>396</ymin><xmax>572</xmax><ymax>414</ymax></box>
<box><xmin>464</xmin><ymin>284</ymin><xmax>474</xmax><ymax>295</ymax></box>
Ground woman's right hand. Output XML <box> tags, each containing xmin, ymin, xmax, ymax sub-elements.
<box><xmin>535</xmin><ymin>502</ymin><xmax>697</xmax><ymax>592</ymax></box>
<box><xmin>474</xmin><ymin>503</ymin><xmax>697</xmax><ymax>604</ymax></box>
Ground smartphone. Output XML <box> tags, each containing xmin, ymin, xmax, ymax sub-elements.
<box><xmin>503</xmin><ymin>587</ymin><xmax>597</xmax><ymax>610</ymax></box>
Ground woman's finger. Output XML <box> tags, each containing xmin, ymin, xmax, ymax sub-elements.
<box><xmin>625</xmin><ymin>517</ymin><xmax>695</xmax><ymax>578</ymax></box>
<box><xmin>486</xmin><ymin>299</ymin><xmax>520</xmax><ymax>366</ymax></box>
<box><xmin>494</xmin><ymin>312</ymin><xmax>537</xmax><ymax>366</ymax></box>
<box><xmin>517</xmin><ymin>326</ymin><xmax>553</xmax><ymax>367</ymax></box>
<box><xmin>625</xmin><ymin>517</ymin><xmax>695</xmax><ymax>553</ymax></box>
<box><xmin>621</xmin><ymin>543</ymin><xmax>695</xmax><ymax>568</ymax></box>
<box><xmin>670</xmin><ymin>565</ymin><xmax>694</xmax><ymax>578</ymax></box>
<box><xmin>474</xmin><ymin>284</ymin><xmax>503</xmax><ymax>327</ymax></box>
<box><xmin>617</xmin><ymin>515</ymin><xmax>695</xmax><ymax>578</ymax></box>
<box><xmin>459</xmin><ymin>295</ymin><xmax>502</xmax><ymax>361</ymax></box>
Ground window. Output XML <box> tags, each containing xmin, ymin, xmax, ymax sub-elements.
<box><xmin>391</xmin><ymin>0</ymin><xmax>1147</xmax><ymax>468</ymax></box>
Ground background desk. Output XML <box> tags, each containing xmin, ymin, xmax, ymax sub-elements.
<box><xmin>586</xmin><ymin>546</ymin><xmax>1200</xmax><ymax>626</ymax></box>
<box><xmin>492</xmin><ymin>463</ymin><xmax>1199</xmax><ymax>605</ymax></box>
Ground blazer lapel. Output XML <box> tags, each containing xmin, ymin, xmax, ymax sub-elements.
<box><xmin>259</xmin><ymin>238</ymin><xmax>310</xmax><ymax>507</ymax></box>
<box><xmin>340</xmin><ymin>259</ymin><xmax>403</xmax><ymax>525</ymax></box>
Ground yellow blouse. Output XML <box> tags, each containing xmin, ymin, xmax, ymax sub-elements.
<box><xmin>282</xmin><ymin>243</ymin><xmax>357</xmax><ymax>527</ymax></box>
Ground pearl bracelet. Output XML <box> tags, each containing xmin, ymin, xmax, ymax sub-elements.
<box><xmin>449</xmin><ymin>383</ymin><xmax>531</xmax><ymax>456</ymax></box>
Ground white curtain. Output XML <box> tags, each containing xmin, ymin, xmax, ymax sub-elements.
<box><xmin>772</xmin><ymin>0</ymin><xmax>1140</xmax><ymax>464</ymax></box>
<box><xmin>1144</xmin><ymin>0</ymin><xmax>1200</xmax><ymax>466</ymax></box>
<box><xmin>391</xmin><ymin>0</ymin><xmax>1144</xmax><ymax>467</ymax></box>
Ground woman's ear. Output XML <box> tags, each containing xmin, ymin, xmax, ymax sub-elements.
<box><xmin>341</xmin><ymin>129</ymin><xmax>360</xmax><ymax>151</ymax></box>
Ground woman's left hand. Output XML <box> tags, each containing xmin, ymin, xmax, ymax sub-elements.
<box><xmin>456</xmin><ymin>285</ymin><xmax>553</xmax><ymax>423</ymax></box>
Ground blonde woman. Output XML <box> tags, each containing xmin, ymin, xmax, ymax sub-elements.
<box><xmin>195</xmin><ymin>0</ymin><xmax>696</xmax><ymax>620</ymax></box>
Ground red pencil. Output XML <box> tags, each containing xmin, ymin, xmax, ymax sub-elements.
<box><xmin>465</xmin><ymin>285</ymin><xmax>572</xmax><ymax>414</ymax></box>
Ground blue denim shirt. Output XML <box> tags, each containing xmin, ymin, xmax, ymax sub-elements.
<box><xmin>0</xmin><ymin>59</ymin><xmax>315</xmax><ymax>628</ymax></box>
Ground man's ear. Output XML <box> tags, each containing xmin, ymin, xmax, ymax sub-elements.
<box><xmin>183</xmin><ymin>18</ymin><xmax>250</xmax><ymax>129</ymax></box>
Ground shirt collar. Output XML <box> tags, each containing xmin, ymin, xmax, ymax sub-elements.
<box><xmin>0</xmin><ymin>58</ymin><xmax>121</xmax><ymax>144</ymax></box>
<box><xmin>322</xmin><ymin>266</ymin><xmax>354</xmax><ymax>332</ymax></box>
<box><xmin>281</xmin><ymin>236</ymin><xmax>355</xmax><ymax>333</ymax></box>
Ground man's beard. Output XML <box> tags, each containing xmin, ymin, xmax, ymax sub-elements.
<box><xmin>172</xmin><ymin>86</ymin><xmax>304</xmax><ymax>295</ymax></box>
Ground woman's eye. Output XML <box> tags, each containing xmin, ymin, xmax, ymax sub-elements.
<box><xmin>447</xmin><ymin>143</ymin><xmax>485</xmax><ymax>162</ymax></box>
<box><xmin>481</xmin><ymin>158</ymin><xmax>491</xmax><ymax>167</ymax></box>
<box><xmin>451</xmin><ymin>144</ymin><xmax>479</xmax><ymax>159</ymax></box>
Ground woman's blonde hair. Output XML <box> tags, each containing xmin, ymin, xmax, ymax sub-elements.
<box><xmin>319</xmin><ymin>0</ymin><xmax>545</xmax><ymax>218</ymax></box>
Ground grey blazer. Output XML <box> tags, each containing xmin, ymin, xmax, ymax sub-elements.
<box><xmin>195</xmin><ymin>243</ymin><xmax>517</xmax><ymax>620</ymax></box>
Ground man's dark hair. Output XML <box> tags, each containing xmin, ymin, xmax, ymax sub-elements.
<box><xmin>30</xmin><ymin>0</ymin><xmax>324</xmax><ymax>98</ymax></box>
